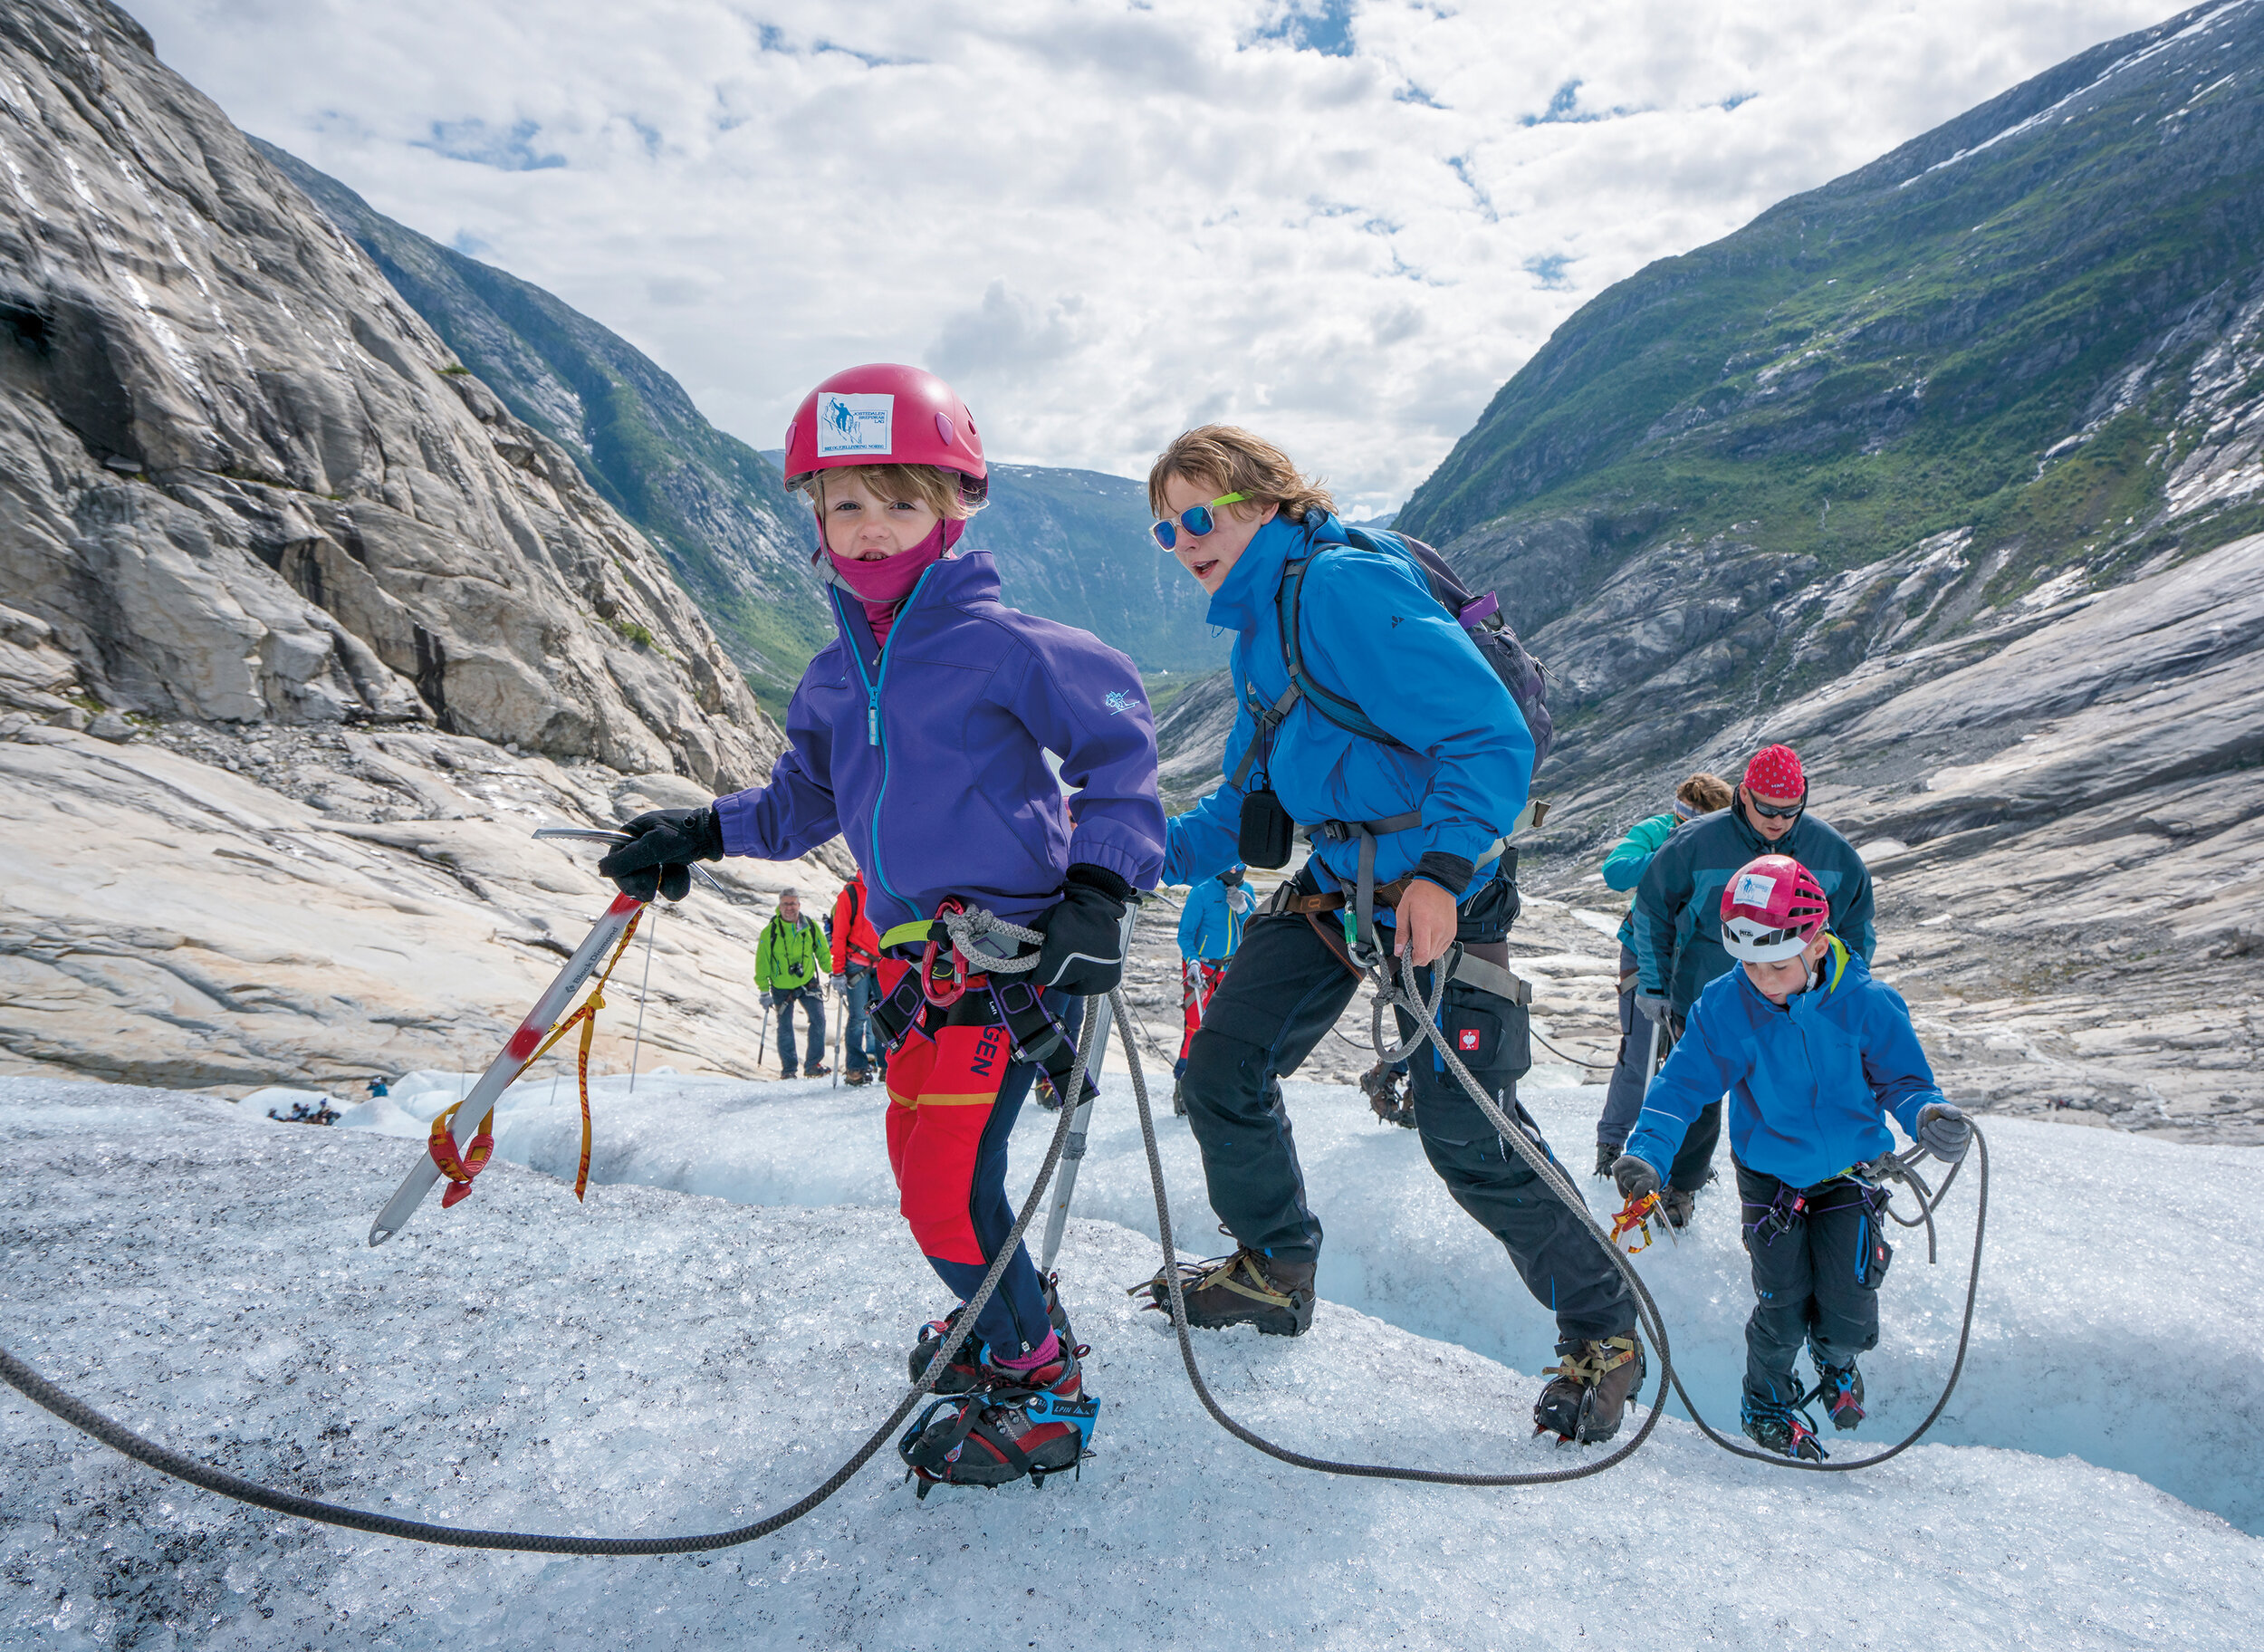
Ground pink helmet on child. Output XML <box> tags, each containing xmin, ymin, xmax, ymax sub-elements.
<box><xmin>1720</xmin><ymin>855</ymin><xmax>1830</xmax><ymax>963</ymax></box>
<box><xmin>781</xmin><ymin>364</ymin><xmax>988</xmax><ymax>505</ymax></box>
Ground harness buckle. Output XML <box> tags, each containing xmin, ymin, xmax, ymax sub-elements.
<box><xmin>922</xmin><ymin>898</ymin><xmax>970</xmax><ymax>1007</ymax></box>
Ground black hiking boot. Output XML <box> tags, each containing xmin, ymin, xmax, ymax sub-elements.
<box><xmin>1660</xmin><ymin>1187</ymin><xmax>1697</xmax><ymax>1229</ymax></box>
<box><xmin>910</xmin><ymin>1273</ymin><xmax>1079</xmax><ymax>1393</ymax></box>
<box><xmin>1815</xmin><ymin>1360</ymin><xmax>1866</xmax><ymax>1431</ymax></box>
<box><xmin>1741</xmin><ymin>1391</ymin><xmax>1828</xmax><ymax>1460</ymax></box>
<box><xmin>899</xmin><ymin>1336</ymin><xmax>1098</xmax><ymax>1497</ymax></box>
<box><xmin>1533</xmin><ymin>1333</ymin><xmax>1646</xmax><ymax>1444</ymax></box>
<box><xmin>1137</xmin><ymin>1249</ymin><xmax>1316</xmax><ymax>1336</ymax></box>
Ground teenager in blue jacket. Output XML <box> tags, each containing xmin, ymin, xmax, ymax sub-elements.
<box><xmin>599</xmin><ymin>366</ymin><xmax>1164</xmax><ymax>1495</ymax></box>
<box><xmin>1172</xmin><ymin>866</ymin><xmax>1252</xmax><ymax>1115</ymax></box>
<box><xmin>1145</xmin><ymin>424</ymin><xmax>1642</xmax><ymax>1446</ymax></box>
<box><xmin>1613</xmin><ymin>855</ymin><xmax>1970</xmax><ymax>1459</ymax></box>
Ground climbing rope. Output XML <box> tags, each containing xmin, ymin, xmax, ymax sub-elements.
<box><xmin>0</xmin><ymin>948</ymin><xmax>1098</xmax><ymax>1555</ymax></box>
<box><xmin>0</xmin><ymin>893</ymin><xmax>1991</xmax><ymax>1551</ymax></box>
<box><xmin>1123</xmin><ymin>940</ymin><xmax>1987</xmax><ymax>1479</ymax></box>
<box><xmin>1652</xmin><ymin>1132</ymin><xmax>1988</xmax><ymax>1472</ymax></box>
<box><xmin>1118</xmin><ymin>970</ymin><xmax>1679</xmax><ymax>1485</ymax></box>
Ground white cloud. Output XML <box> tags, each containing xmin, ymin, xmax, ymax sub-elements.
<box><xmin>132</xmin><ymin>0</ymin><xmax>2177</xmax><ymax>515</ymax></box>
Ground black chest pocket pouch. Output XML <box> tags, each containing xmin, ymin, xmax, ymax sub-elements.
<box><xmin>1238</xmin><ymin>788</ymin><xmax>1295</xmax><ymax>869</ymax></box>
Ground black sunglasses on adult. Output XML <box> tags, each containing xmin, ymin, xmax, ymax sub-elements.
<box><xmin>1746</xmin><ymin>789</ymin><xmax>1807</xmax><ymax>820</ymax></box>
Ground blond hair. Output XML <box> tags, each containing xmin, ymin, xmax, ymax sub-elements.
<box><xmin>1676</xmin><ymin>773</ymin><xmax>1734</xmax><ymax>813</ymax></box>
<box><xmin>1146</xmin><ymin>425</ymin><xmax>1337</xmax><ymax>526</ymax></box>
<box><xmin>793</xmin><ymin>463</ymin><xmax>982</xmax><ymax>521</ymax></box>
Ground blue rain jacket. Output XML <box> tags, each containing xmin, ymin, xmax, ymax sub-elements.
<box><xmin>1625</xmin><ymin>939</ymin><xmax>1943</xmax><ymax>1190</ymax></box>
<box><xmin>1177</xmin><ymin>873</ymin><xmax>1252</xmax><ymax>959</ymax></box>
<box><xmin>1162</xmin><ymin>514</ymin><xmax>1532</xmax><ymax>905</ymax></box>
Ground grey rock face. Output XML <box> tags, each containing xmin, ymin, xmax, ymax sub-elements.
<box><xmin>255</xmin><ymin>140</ymin><xmax>834</xmax><ymax>712</ymax></box>
<box><xmin>0</xmin><ymin>0</ymin><xmax>782</xmax><ymax>792</ymax></box>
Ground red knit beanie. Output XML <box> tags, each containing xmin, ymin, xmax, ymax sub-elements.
<box><xmin>1742</xmin><ymin>744</ymin><xmax>1806</xmax><ymax>798</ymax></box>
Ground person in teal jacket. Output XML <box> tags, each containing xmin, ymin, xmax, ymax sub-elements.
<box><xmin>1172</xmin><ymin>866</ymin><xmax>1253</xmax><ymax>1114</ymax></box>
<box><xmin>1614</xmin><ymin>854</ymin><xmax>1969</xmax><ymax>1460</ymax></box>
<box><xmin>1592</xmin><ymin>773</ymin><xmax>1732</xmax><ymax>1184</ymax></box>
<box><xmin>1145</xmin><ymin>424</ymin><xmax>1642</xmax><ymax>1447</ymax></box>
<box><xmin>1629</xmin><ymin>744</ymin><xmax>1876</xmax><ymax>1209</ymax></box>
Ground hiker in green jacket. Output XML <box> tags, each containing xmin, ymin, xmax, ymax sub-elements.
<box><xmin>757</xmin><ymin>888</ymin><xmax>830</xmax><ymax>1080</ymax></box>
<box><xmin>1591</xmin><ymin>773</ymin><xmax>1732</xmax><ymax>1186</ymax></box>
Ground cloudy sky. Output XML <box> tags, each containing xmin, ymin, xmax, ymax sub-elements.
<box><xmin>135</xmin><ymin>0</ymin><xmax>2173</xmax><ymax>515</ymax></box>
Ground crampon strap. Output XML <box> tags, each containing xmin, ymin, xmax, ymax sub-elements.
<box><xmin>1131</xmin><ymin>1250</ymin><xmax>1295</xmax><ymax>1313</ymax></box>
<box><xmin>428</xmin><ymin>905</ymin><xmax>646</xmax><ymax>1208</ymax></box>
<box><xmin>1546</xmin><ymin>1335</ymin><xmax>1639</xmax><ymax>1389</ymax></box>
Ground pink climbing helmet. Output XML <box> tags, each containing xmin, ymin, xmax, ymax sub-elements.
<box><xmin>1720</xmin><ymin>854</ymin><xmax>1831</xmax><ymax>963</ymax></box>
<box><xmin>780</xmin><ymin>364</ymin><xmax>988</xmax><ymax>505</ymax></box>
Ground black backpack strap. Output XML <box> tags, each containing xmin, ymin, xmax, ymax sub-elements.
<box><xmin>1227</xmin><ymin>677</ymin><xmax>1300</xmax><ymax>792</ymax></box>
<box><xmin>1276</xmin><ymin>549</ymin><xmax>1398</xmax><ymax>746</ymax></box>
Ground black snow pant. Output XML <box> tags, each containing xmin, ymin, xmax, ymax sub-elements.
<box><xmin>1736</xmin><ymin>1159</ymin><xmax>1888</xmax><ymax>1405</ymax></box>
<box><xmin>1181</xmin><ymin>869</ymin><xmax>1636</xmax><ymax>1345</ymax></box>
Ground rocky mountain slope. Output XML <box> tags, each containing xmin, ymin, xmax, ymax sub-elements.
<box><xmin>257</xmin><ymin>141</ymin><xmax>833</xmax><ymax>716</ymax></box>
<box><xmin>1395</xmin><ymin>0</ymin><xmax>2264</xmax><ymax>792</ymax></box>
<box><xmin>254</xmin><ymin>141</ymin><xmax>1230</xmax><ymax>696</ymax></box>
<box><xmin>0</xmin><ymin>0</ymin><xmax>843</xmax><ymax>1090</ymax></box>
<box><xmin>1163</xmin><ymin>3</ymin><xmax>2264</xmax><ymax>1139</ymax></box>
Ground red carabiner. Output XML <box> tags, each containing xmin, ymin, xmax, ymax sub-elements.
<box><xmin>922</xmin><ymin>898</ymin><xmax>968</xmax><ymax>1007</ymax></box>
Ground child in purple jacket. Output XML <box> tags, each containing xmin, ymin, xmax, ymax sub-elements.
<box><xmin>600</xmin><ymin>365</ymin><xmax>1165</xmax><ymax>1494</ymax></box>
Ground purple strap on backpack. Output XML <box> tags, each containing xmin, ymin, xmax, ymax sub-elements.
<box><xmin>1457</xmin><ymin>591</ymin><xmax>1500</xmax><ymax>628</ymax></box>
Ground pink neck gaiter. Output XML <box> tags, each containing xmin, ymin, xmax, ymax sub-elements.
<box><xmin>824</xmin><ymin>517</ymin><xmax>964</xmax><ymax>650</ymax></box>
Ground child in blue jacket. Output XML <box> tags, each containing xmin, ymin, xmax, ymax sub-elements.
<box><xmin>1171</xmin><ymin>865</ymin><xmax>1251</xmax><ymax>1113</ymax></box>
<box><xmin>1613</xmin><ymin>855</ymin><xmax>1971</xmax><ymax>1459</ymax></box>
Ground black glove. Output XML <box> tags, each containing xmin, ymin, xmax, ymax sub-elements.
<box><xmin>1031</xmin><ymin>865</ymin><xmax>1136</xmax><ymax>994</ymax></box>
<box><xmin>1634</xmin><ymin>992</ymin><xmax>1672</xmax><ymax>1026</ymax></box>
<box><xmin>596</xmin><ymin>807</ymin><xmax>724</xmax><ymax>903</ymax></box>
<box><xmin>1612</xmin><ymin>1154</ymin><xmax>1662</xmax><ymax>1202</ymax></box>
<box><xmin>1916</xmin><ymin>1101</ymin><xmax>1971</xmax><ymax>1164</ymax></box>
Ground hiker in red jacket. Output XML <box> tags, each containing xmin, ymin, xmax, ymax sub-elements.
<box><xmin>830</xmin><ymin>873</ymin><xmax>885</xmax><ymax>1087</ymax></box>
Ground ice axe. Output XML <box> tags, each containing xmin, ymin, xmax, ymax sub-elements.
<box><xmin>366</xmin><ymin>828</ymin><xmax>715</xmax><ymax>1246</ymax></box>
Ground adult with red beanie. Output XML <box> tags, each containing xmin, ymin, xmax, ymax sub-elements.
<box><xmin>1625</xmin><ymin>743</ymin><xmax>1876</xmax><ymax>1222</ymax></box>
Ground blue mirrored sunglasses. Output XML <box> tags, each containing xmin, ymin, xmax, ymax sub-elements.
<box><xmin>1152</xmin><ymin>492</ymin><xmax>1248</xmax><ymax>551</ymax></box>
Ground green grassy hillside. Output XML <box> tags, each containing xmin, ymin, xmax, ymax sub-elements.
<box><xmin>1398</xmin><ymin>1</ymin><xmax>2264</xmax><ymax>629</ymax></box>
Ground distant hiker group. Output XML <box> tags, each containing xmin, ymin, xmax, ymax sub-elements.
<box><xmin>595</xmin><ymin>362</ymin><xmax>1971</xmax><ymax>1495</ymax></box>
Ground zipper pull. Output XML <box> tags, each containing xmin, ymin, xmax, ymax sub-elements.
<box><xmin>868</xmin><ymin>688</ymin><xmax>881</xmax><ymax>746</ymax></box>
